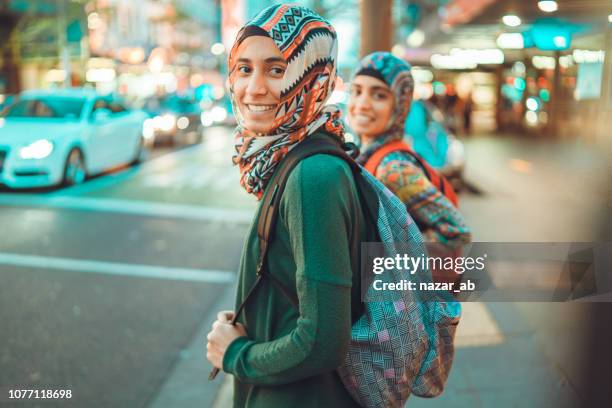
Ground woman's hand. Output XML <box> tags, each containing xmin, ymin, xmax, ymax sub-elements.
<box><xmin>206</xmin><ymin>311</ymin><xmax>247</xmax><ymax>369</ymax></box>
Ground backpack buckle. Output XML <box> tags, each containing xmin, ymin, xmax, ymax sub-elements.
<box><xmin>342</xmin><ymin>142</ymin><xmax>360</xmax><ymax>159</ymax></box>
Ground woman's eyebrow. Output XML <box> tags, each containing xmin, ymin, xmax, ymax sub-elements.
<box><xmin>371</xmin><ymin>86</ymin><xmax>391</xmax><ymax>93</ymax></box>
<box><xmin>265</xmin><ymin>57</ymin><xmax>286</xmax><ymax>64</ymax></box>
<box><xmin>237</xmin><ymin>57</ymin><xmax>285</xmax><ymax>64</ymax></box>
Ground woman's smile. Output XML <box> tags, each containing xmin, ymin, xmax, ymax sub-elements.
<box><xmin>245</xmin><ymin>104</ymin><xmax>277</xmax><ymax>113</ymax></box>
<box><xmin>351</xmin><ymin>113</ymin><xmax>375</xmax><ymax>126</ymax></box>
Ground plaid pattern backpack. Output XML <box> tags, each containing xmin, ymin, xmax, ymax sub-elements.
<box><xmin>218</xmin><ymin>132</ymin><xmax>461</xmax><ymax>407</ymax></box>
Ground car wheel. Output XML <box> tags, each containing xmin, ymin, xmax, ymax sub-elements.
<box><xmin>62</xmin><ymin>148</ymin><xmax>87</xmax><ymax>186</ymax></box>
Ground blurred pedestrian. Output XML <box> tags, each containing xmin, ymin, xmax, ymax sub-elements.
<box><xmin>206</xmin><ymin>4</ymin><xmax>363</xmax><ymax>407</ymax></box>
<box><xmin>348</xmin><ymin>52</ymin><xmax>471</xmax><ymax>247</ymax></box>
<box><xmin>462</xmin><ymin>92</ymin><xmax>473</xmax><ymax>136</ymax></box>
<box><xmin>444</xmin><ymin>84</ymin><xmax>460</xmax><ymax>134</ymax></box>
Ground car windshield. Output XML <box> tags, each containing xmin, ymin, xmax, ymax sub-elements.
<box><xmin>3</xmin><ymin>97</ymin><xmax>85</xmax><ymax>120</ymax></box>
<box><xmin>143</xmin><ymin>96</ymin><xmax>199</xmax><ymax>115</ymax></box>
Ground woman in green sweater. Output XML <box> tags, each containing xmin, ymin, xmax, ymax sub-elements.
<box><xmin>205</xmin><ymin>4</ymin><xmax>364</xmax><ymax>407</ymax></box>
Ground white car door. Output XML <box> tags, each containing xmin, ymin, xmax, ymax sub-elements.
<box><xmin>87</xmin><ymin>98</ymin><xmax>115</xmax><ymax>172</ymax></box>
<box><xmin>107</xmin><ymin>100</ymin><xmax>140</xmax><ymax>166</ymax></box>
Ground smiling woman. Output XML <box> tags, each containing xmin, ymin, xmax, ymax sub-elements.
<box><xmin>231</xmin><ymin>35</ymin><xmax>286</xmax><ymax>134</ymax></box>
<box><xmin>205</xmin><ymin>4</ymin><xmax>364</xmax><ymax>408</ymax></box>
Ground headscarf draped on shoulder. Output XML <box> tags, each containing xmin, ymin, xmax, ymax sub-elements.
<box><xmin>352</xmin><ymin>52</ymin><xmax>414</xmax><ymax>165</ymax></box>
<box><xmin>228</xmin><ymin>4</ymin><xmax>344</xmax><ymax>199</ymax></box>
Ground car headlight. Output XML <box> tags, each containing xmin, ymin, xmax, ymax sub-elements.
<box><xmin>201</xmin><ymin>112</ymin><xmax>214</xmax><ymax>127</ymax></box>
<box><xmin>153</xmin><ymin>114</ymin><xmax>176</xmax><ymax>132</ymax></box>
<box><xmin>176</xmin><ymin>116</ymin><xmax>189</xmax><ymax>130</ymax></box>
<box><xmin>211</xmin><ymin>106</ymin><xmax>227</xmax><ymax>123</ymax></box>
<box><xmin>143</xmin><ymin>118</ymin><xmax>155</xmax><ymax>139</ymax></box>
<box><xmin>19</xmin><ymin>139</ymin><xmax>54</xmax><ymax>160</ymax></box>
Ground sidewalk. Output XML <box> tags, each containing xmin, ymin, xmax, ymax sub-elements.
<box><xmin>147</xmin><ymin>284</ymin><xmax>236</xmax><ymax>408</ymax></box>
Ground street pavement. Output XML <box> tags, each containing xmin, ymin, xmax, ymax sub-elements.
<box><xmin>1</xmin><ymin>128</ymin><xmax>609</xmax><ymax>407</ymax></box>
<box><xmin>0</xmin><ymin>127</ymin><xmax>254</xmax><ymax>408</ymax></box>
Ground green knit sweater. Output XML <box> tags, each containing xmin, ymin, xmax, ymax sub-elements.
<box><xmin>222</xmin><ymin>152</ymin><xmax>365</xmax><ymax>408</ymax></box>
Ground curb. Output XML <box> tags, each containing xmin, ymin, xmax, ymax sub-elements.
<box><xmin>147</xmin><ymin>283</ymin><xmax>236</xmax><ymax>408</ymax></box>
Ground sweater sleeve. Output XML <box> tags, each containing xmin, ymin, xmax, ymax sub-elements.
<box><xmin>222</xmin><ymin>155</ymin><xmax>355</xmax><ymax>385</ymax></box>
<box><xmin>377</xmin><ymin>158</ymin><xmax>471</xmax><ymax>247</ymax></box>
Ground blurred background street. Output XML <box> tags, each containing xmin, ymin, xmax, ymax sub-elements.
<box><xmin>1</xmin><ymin>0</ymin><xmax>612</xmax><ymax>407</ymax></box>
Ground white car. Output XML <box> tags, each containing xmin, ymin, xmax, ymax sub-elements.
<box><xmin>0</xmin><ymin>88</ymin><xmax>151</xmax><ymax>189</ymax></box>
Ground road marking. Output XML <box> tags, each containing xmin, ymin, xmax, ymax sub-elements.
<box><xmin>0</xmin><ymin>252</ymin><xmax>235</xmax><ymax>284</ymax></box>
<box><xmin>0</xmin><ymin>194</ymin><xmax>254</xmax><ymax>224</ymax></box>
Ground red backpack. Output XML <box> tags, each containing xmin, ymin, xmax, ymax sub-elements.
<box><xmin>364</xmin><ymin>140</ymin><xmax>458</xmax><ymax>207</ymax></box>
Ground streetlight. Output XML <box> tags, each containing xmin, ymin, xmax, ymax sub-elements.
<box><xmin>538</xmin><ymin>1</ymin><xmax>558</xmax><ymax>13</ymax></box>
<box><xmin>502</xmin><ymin>15</ymin><xmax>522</xmax><ymax>27</ymax></box>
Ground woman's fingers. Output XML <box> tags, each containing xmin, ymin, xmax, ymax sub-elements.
<box><xmin>217</xmin><ymin>310</ymin><xmax>235</xmax><ymax>323</ymax></box>
<box><xmin>205</xmin><ymin>320</ymin><xmax>245</xmax><ymax>369</ymax></box>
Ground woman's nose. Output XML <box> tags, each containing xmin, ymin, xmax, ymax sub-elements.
<box><xmin>354</xmin><ymin>94</ymin><xmax>372</xmax><ymax>111</ymax></box>
<box><xmin>245</xmin><ymin>72</ymin><xmax>267</xmax><ymax>96</ymax></box>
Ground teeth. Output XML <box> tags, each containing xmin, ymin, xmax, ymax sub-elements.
<box><xmin>353</xmin><ymin>114</ymin><xmax>373</xmax><ymax>124</ymax></box>
<box><xmin>248</xmin><ymin>105</ymin><xmax>276</xmax><ymax>112</ymax></box>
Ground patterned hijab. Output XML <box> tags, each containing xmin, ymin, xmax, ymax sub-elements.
<box><xmin>352</xmin><ymin>52</ymin><xmax>414</xmax><ymax>166</ymax></box>
<box><xmin>228</xmin><ymin>4</ymin><xmax>344</xmax><ymax>199</ymax></box>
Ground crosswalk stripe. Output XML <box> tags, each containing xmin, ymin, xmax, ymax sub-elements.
<box><xmin>0</xmin><ymin>194</ymin><xmax>254</xmax><ymax>224</ymax></box>
<box><xmin>0</xmin><ymin>252</ymin><xmax>235</xmax><ymax>283</ymax></box>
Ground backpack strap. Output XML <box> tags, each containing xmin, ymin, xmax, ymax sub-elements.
<box><xmin>364</xmin><ymin>140</ymin><xmax>458</xmax><ymax>207</ymax></box>
<box><xmin>236</xmin><ymin>134</ymin><xmax>363</xmax><ymax>317</ymax></box>
<box><xmin>364</xmin><ymin>140</ymin><xmax>412</xmax><ymax>175</ymax></box>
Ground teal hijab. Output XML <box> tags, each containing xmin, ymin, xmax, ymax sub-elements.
<box><xmin>352</xmin><ymin>52</ymin><xmax>414</xmax><ymax>165</ymax></box>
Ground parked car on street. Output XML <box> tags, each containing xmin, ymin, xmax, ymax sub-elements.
<box><xmin>0</xmin><ymin>88</ymin><xmax>151</xmax><ymax>189</ymax></box>
<box><xmin>141</xmin><ymin>94</ymin><xmax>203</xmax><ymax>146</ymax></box>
